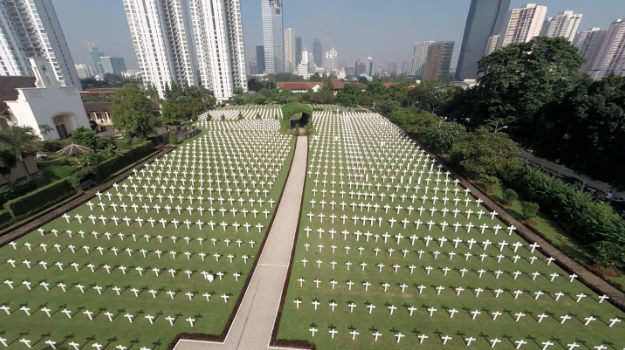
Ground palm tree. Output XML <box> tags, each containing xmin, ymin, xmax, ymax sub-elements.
<box><xmin>39</xmin><ymin>124</ymin><xmax>55</xmax><ymax>140</ymax></box>
<box><xmin>0</xmin><ymin>125</ymin><xmax>40</xmax><ymax>179</ymax></box>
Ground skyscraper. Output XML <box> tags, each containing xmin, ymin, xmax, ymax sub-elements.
<box><xmin>455</xmin><ymin>0</ymin><xmax>510</xmax><ymax>81</ymax></box>
<box><xmin>256</xmin><ymin>45</ymin><xmax>266</xmax><ymax>73</ymax></box>
<box><xmin>189</xmin><ymin>0</ymin><xmax>247</xmax><ymax>100</ymax></box>
<box><xmin>74</xmin><ymin>64</ymin><xmax>93</xmax><ymax>79</ymax></box>
<box><xmin>401</xmin><ymin>60</ymin><xmax>410</xmax><ymax>74</ymax></box>
<box><xmin>123</xmin><ymin>0</ymin><xmax>197</xmax><ymax>98</ymax></box>
<box><xmin>355</xmin><ymin>60</ymin><xmax>367</xmax><ymax>75</ymax></box>
<box><xmin>574</xmin><ymin>28</ymin><xmax>606</xmax><ymax>73</ymax></box>
<box><xmin>88</xmin><ymin>43</ymin><xmax>105</xmax><ymax>76</ymax></box>
<box><xmin>295</xmin><ymin>36</ymin><xmax>302</xmax><ymax>66</ymax></box>
<box><xmin>422</xmin><ymin>41</ymin><xmax>455</xmax><ymax>82</ymax></box>
<box><xmin>587</xmin><ymin>18</ymin><xmax>625</xmax><ymax>79</ymax></box>
<box><xmin>99</xmin><ymin>56</ymin><xmax>127</xmax><ymax>75</ymax></box>
<box><xmin>411</xmin><ymin>41</ymin><xmax>434</xmax><ymax>76</ymax></box>
<box><xmin>0</xmin><ymin>0</ymin><xmax>81</xmax><ymax>88</ymax></box>
<box><xmin>324</xmin><ymin>47</ymin><xmax>338</xmax><ymax>73</ymax></box>
<box><xmin>249</xmin><ymin>61</ymin><xmax>258</xmax><ymax>75</ymax></box>
<box><xmin>495</xmin><ymin>3</ymin><xmax>548</xmax><ymax>50</ymax></box>
<box><xmin>284</xmin><ymin>28</ymin><xmax>295</xmax><ymax>73</ymax></box>
<box><xmin>261</xmin><ymin>0</ymin><xmax>284</xmax><ymax>73</ymax></box>
<box><xmin>313</xmin><ymin>39</ymin><xmax>322</xmax><ymax>67</ymax></box>
<box><xmin>541</xmin><ymin>11</ymin><xmax>583</xmax><ymax>42</ymax></box>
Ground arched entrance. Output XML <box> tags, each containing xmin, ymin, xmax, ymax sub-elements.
<box><xmin>52</xmin><ymin>114</ymin><xmax>76</xmax><ymax>139</ymax></box>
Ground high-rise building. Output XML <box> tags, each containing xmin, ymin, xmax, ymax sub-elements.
<box><xmin>261</xmin><ymin>0</ymin><xmax>284</xmax><ymax>73</ymax></box>
<box><xmin>284</xmin><ymin>28</ymin><xmax>295</xmax><ymax>73</ymax></box>
<box><xmin>541</xmin><ymin>11</ymin><xmax>583</xmax><ymax>42</ymax></box>
<box><xmin>387</xmin><ymin>62</ymin><xmax>397</xmax><ymax>74</ymax></box>
<box><xmin>249</xmin><ymin>61</ymin><xmax>258</xmax><ymax>75</ymax></box>
<box><xmin>189</xmin><ymin>0</ymin><xmax>247</xmax><ymax>100</ymax></box>
<box><xmin>574</xmin><ymin>28</ymin><xmax>607</xmax><ymax>73</ymax></box>
<box><xmin>123</xmin><ymin>0</ymin><xmax>197</xmax><ymax>98</ymax></box>
<box><xmin>496</xmin><ymin>3</ymin><xmax>548</xmax><ymax>50</ymax></box>
<box><xmin>74</xmin><ymin>64</ymin><xmax>93</xmax><ymax>79</ymax></box>
<box><xmin>485</xmin><ymin>35</ymin><xmax>500</xmax><ymax>55</ymax></box>
<box><xmin>0</xmin><ymin>0</ymin><xmax>81</xmax><ymax>88</ymax></box>
<box><xmin>422</xmin><ymin>41</ymin><xmax>455</xmax><ymax>82</ymax></box>
<box><xmin>587</xmin><ymin>18</ymin><xmax>625</xmax><ymax>79</ymax></box>
<box><xmin>295</xmin><ymin>36</ymin><xmax>302</xmax><ymax>67</ymax></box>
<box><xmin>313</xmin><ymin>39</ymin><xmax>322</xmax><ymax>67</ymax></box>
<box><xmin>324</xmin><ymin>47</ymin><xmax>338</xmax><ymax>73</ymax></box>
<box><xmin>411</xmin><ymin>41</ymin><xmax>434</xmax><ymax>76</ymax></box>
<box><xmin>99</xmin><ymin>56</ymin><xmax>127</xmax><ymax>75</ymax></box>
<box><xmin>367</xmin><ymin>57</ymin><xmax>374</xmax><ymax>76</ymax></box>
<box><xmin>297</xmin><ymin>47</ymin><xmax>309</xmax><ymax>79</ymax></box>
<box><xmin>256</xmin><ymin>45</ymin><xmax>266</xmax><ymax>73</ymax></box>
<box><xmin>88</xmin><ymin>43</ymin><xmax>105</xmax><ymax>76</ymax></box>
<box><xmin>455</xmin><ymin>0</ymin><xmax>510</xmax><ymax>80</ymax></box>
<box><xmin>401</xmin><ymin>60</ymin><xmax>410</xmax><ymax>74</ymax></box>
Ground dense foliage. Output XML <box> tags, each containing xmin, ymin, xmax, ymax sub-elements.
<box><xmin>110</xmin><ymin>84</ymin><xmax>158</xmax><ymax>141</ymax></box>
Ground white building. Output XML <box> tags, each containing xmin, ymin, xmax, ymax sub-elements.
<box><xmin>122</xmin><ymin>0</ymin><xmax>198</xmax><ymax>99</ymax></box>
<box><xmin>411</xmin><ymin>41</ymin><xmax>433</xmax><ymax>76</ymax></box>
<box><xmin>296</xmin><ymin>47</ymin><xmax>310</xmax><ymax>79</ymax></box>
<box><xmin>0</xmin><ymin>58</ymin><xmax>90</xmax><ymax>140</ymax></box>
<box><xmin>485</xmin><ymin>35</ymin><xmax>500</xmax><ymax>55</ymax></box>
<box><xmin>574</xmin><ymin>28</ymin><xmax>607</xmax><ymax>73</ymax></box>
<box><xmin>587</xmin><ymin>18</ymin><xmax>625</xmax><ymax>79</ymax></box>
<box><xmin>74</xmin><ymin>64</ymin><xmax>93</xmax><ymax>79</ymax></box>
<box><xmin>541</xmin><ymin>11</ymin><xmax>583</xmax><ymax>42</ymax></box>
<box><xmin>0</xmin><ymin>0</ymin><xmax>81</xmax><ymax>88</ymax></box>
<box><xmin>324</xmin><ymin>47</ymin><xmax>338</xmax><ymax>73</ymax></box>
<box><xmin>261</xmin><ymin>0</ymin><xmax>284</xmax><ymax>73</ymax></box>
<box><xmin>189</xmin><ymin>0</ymin><xmax>247</xmax><ymax>101</ymax></box>
<box><xmin>284</xmin><ymin>28</ymin><xmax>295</xmax><ymax>73</ymax></box>
<box><xmin>496</xmin><ymin>3</ymin><xmax>548</xmax><ymax>50</ymax></box>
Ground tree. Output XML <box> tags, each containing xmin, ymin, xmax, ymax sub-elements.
<box><xmin>450</xmin><ymin>127</ymin><xmax>524</xmax><ymax>177</ymax></box>
<box><xmin>366</xmin><ymin>80</ymin><xmax>386</xmax><ymax>96</ymax></box>
<box><xmin>110</xmin><ymin>84</ymin><xmax>157</xmax><ymax>142</ymax></box>
<box><xmin>71</xmin><ymin>127</ymin><xmax>99</xmax><ymax>149</ymax></box>
<box><xmin>38</xmin><ymin>124</ymin><xmax>55</xmax><ymax>139</ymax></box>
<box><xmin>422</xmin><ymin>120</ymin><xmax>466</xmax><ymax>153</ymax></box>
<box><xmin>0</xmin><ymin>125</ymin><xmax>39</xmax><ymax>179</ymax></box>
<box><xmin>502</xmin><ymin>188</ymin><xmax>519</xmax><ymax>205</ymax></box>
<box><xmin>0</xmin><ymin>148</ymin><xmax>16</xmax><ymax>182</ymax></box>
<box><xmin>337</xmin><ymin>84</ymin><xmax>361</xmax><ymax>106</ymax></box>
<box><xmin>168</xmin><ymin>131</ymin><xmax>177</xmax><ymax>145</ymax></box>
<box><xmin>161</xmin><ymin>99</ymin><xmax>181</xmax><ymax>124</ymax></box>
<box><xmin>407</xmin><ymin>81</ymin><xmax>438</xmax><ymax>111</ymax></box>
<box><xmin>520</xmin><ymin>201</ymin><xmax>539</xmax><ymax>220</ymax></box>
<box><xmin>308</xmin><ymin>73</ymin><xmax>322</xmax><ymax>82</ymax></box>
<box><xmin>358</xmin><ymin>76</ymin><xmax>369</xmax><ymax>85</ymax></box>
<box><xmin>146</xmin><ymin>83</ymin><xmax>160</xmax><ymax>101</ymax></box>
<box><xmin>588</xmin><ymin>241</ymin><xmax>625</xmax><ymax>269</ymax></box>
<box><xmin>233</xmin><ymin>87</ymin><xmax>244</xmax><ymax>95</ymax></box>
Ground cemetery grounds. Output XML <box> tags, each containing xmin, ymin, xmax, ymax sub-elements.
<box><xmin>0</xmin><ymin>108</ymin><xmax>295</xmax><ymax>350</ymax></box>
<box><xmin>276</xmin><ymin>110</ymin><xmax>625</xmax><ymax>350</ymax></box>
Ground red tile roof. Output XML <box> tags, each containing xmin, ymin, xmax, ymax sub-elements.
<box><xmin>0</xmin><ymin>76</ymin><xmax>37</xmax><ymax>113</ymax></box>
<box><xmin>330</xmin><ymin>79</ymin><xmax>344</xmax><ymax>89</ymax></box>
<box><xmin>276</xmin><ymin>82</ymin><xmax>324</xmax><ymax>90</ymax></box>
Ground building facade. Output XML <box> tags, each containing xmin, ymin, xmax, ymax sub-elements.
<box><xmin>324</xmin><ymin>47</ymin><xmax>338</xmax><ymax>73</ymax></box>
<box><xmin>541</xmin><ymin>11</ymin><xmax>583</xmax><ymax>42</ymax></box>
<box><xmin>284</xmin><ymin>28</ymin><xmax>295</xmax><ymax>73</ymax></box>
<box><xmin>587</xmin><ymin>18</ymin><xmax>625</xmax><ymax>79</ymax></box>
<box><xmin>189</xmin><ymin>0</ymin><xmax>248</xmax><ymax>100</ymax></box>
<box><xmin>99</xmin><ymin>56</ymin><xmax>127</xmax><ymax>75</ymax></box>
<box><xmin>422</xmin><ymin>41</ymin><xmax>455</xmax><ymax>82</ymax></box>
<box><xmin>313</xmin><ymin>39</ymin><xmax>322</xmax><ymax>68</ymax></box>
<box><xmin>261</xmin><ymin>0</ymin><xmax>284</xmax><ymax>73</ymax></box>
<box><xmin>249</xmin><ymin>61</ymin><xmax>258</xmax><ymax>75</ymax></box>
<box><xmin>496</xmin><ymin>3</ymin><xmax>548</xmax><ymax>50</ymax></box>
<box><xmin>485</xmin><ymin>35</ymin><xmax>500</xmax><ymax>55</ymax></box>
<box><xmin>574</xmin><ymin>28</ymin><xmax>607</xmax><ymax>73</ymax></box>
<box><xmin>411</xmin><ymin>41</ymin><xmax>434</xmax><ymax>76</ymax></box>
<box><xmin>74</xmin><ymin>64</ymin><xmax>93</xmax><ymax>79</ymax></box>
<box><xmin>88</xmin><ymin>43</ymin><xmax>104</xmax><ymax>76</ymax></box>
<box><xmin>455</xmin><ymin>0</ymin><xmax>510</xmax><ymax>80</ymax></box>
<box><xmin>295</xmin><ymin>36</ymin><xmax>302</xmax><ymax>68</ymax></box>
<box><xmin>0</xmin><ymin>0</ymin><xmax>81</xmax><ymax>88</ymax></box>
<box><xmin>256</xmin><ymin>45</ymin><xmax>266</xmax><ymax>73</ymax></box>
<box><xmin>123</xmin><ymin>0</ymin><xmax>198</xmax><ymax>99</ymax></box>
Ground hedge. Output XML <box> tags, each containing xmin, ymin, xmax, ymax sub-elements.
<box><xmin>4</xmin><ymin>179</ymin><xmax>75</xmax><ymax>218</ymax></box>
<box><xmin>0</xmin><ymin>178</ymin><xmax>44</xmax><ymax>207</ymax></box>
<box><xmin>96</xmin><ymin>141</ymin><xmax>155</xmax><ymax>180</ymax></box>
<box><xmin>0</xmin><ymin>210</ymin><xmax>11</xmax><ymax>225</ymax></box>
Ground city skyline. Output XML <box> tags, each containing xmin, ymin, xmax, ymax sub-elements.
<box><xmin>51</xmin><ymin>0</ymin><xmax>625</xmax><ymax>73</ymax></box>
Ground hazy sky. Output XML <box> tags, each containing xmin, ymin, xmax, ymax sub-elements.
<box><xmin>53</xmin><ymin>0</ymin><xmax>625</xmax><ymax>71</ymax></box>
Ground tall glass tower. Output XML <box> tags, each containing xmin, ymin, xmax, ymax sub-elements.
<box><xmin>261</xmin><ymin>0</ymin><xmax>284</xmax><ymax>73</ymax></box>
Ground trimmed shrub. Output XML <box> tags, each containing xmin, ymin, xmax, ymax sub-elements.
<box><xmin>0</xmin><ymin>210</ymin><xmax>12</xmax><ymax>228</ymax></box>
<box><xmin>169</xmin><ymin>131</ymin><xmax>178</xmax><ymax>145</ymax></box>
<box><xmin>95</xmin><ymin>141</ymin><xmax>154</xmax><ymax>180</ymax></box>
<box><xmin>520</xmin><ymin>201</ymin><xmax>539</xmax><ymax>220</ymax></box>
<box><xmin>0</xmin><ymin>178</ymin><xmax>44</xmax><ymax>207</ymax></box>
<box><xmin>5</xmin><ymin>179</ymin><xmax>75</xmax><ymax>218</ymax></box>
<box><xmin>502</xmin><ymin>188</ymin><xmax>519</xmax><ymax>204</ymax></box>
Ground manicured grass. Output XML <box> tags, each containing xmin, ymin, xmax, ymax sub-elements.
<box><xmin>276</xmin><ymin>110</ymin><xmax>625</xmax><ymax>350</ymax></box>
<box><xmin>0</xmin><ymin>116</ymin><xmax>295</xmax><ymax>350</ymax></box>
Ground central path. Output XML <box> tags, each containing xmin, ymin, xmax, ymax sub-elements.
<box><xmin>175</xmin><ymin>136</ymin><xmax>308</xmax><ymax>350</ymax></box>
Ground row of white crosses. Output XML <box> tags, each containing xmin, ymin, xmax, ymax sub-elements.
<box><xmin>0</xmin><ymin>338</ymin><xmax>157</xmax><ymax>350</ymax></box>
<box><xmin>206</xmin><ymin>107</ymin><xmax>281</xmax><ymax>121</ymax></box>
<box><xmin>293</xmin><ymin>297</ymin><xmax>620</xmax><ymax>327</ymax></box>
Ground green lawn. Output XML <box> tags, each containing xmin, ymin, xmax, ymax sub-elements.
<box><xmin>0</xmin><ymin>115</ymin><xmax>294</xmax><ymax>350</ymax></box>
<box><xmin>276</xmin><ymin>110</ymin><xmax>625</xmax><ymax>350</ymax></box>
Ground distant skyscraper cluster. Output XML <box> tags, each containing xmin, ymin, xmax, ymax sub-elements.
<box><xmin>88</xmin><ymin>43</ymin><xmax>127</xmax><ymax>76</ymax></box>
<box><xmin>122</xmin><ymin>0</ymin><xmax>247</xmax><ymax>100</ymax></box>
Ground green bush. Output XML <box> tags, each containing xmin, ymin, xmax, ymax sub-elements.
<box><xmin>0</xmin><ymin>178</ymin><xmax>44</xmax><ymax>207</ymax></box>
<box><xmin>5</xmin><ymin>179</ymin><xmax>75</xmax><ymax>217</ymax></box>
<box><xmin>39</xmin><ymin>140</ymin><xmax>65</xmax><ymax>152</ymax></box>
<box><xmin>41</xmin><ymin>165</ymin><xmax>76</xmax><ymax>181</ymax></box>
<box><xmin>0</xmin><ymin>210</ymin><xmax>13</xmax><ymax>228</ymax></box>
<box><xmin>520</xmin><ymin>201</ymin><xmax>539</xmax><ymax>220</ymax></box>
<box><xmin>95</xmin><ymin>141</ymin><xmax>154</xmax><ymax>180</ymax></box>
<box><xmin>588</xmin><ymin>241</ymin><xmax>625</xmax><ymax>270</ymax></box>
<box><xmin>169</xmin><ymin>131</ymin><xmax>178</xmax><ymax>145</ymax></box>
<box><xmin>501</xmin><ymin>188</ymin><xmax>519</xmax><ymax>204</ymax></box>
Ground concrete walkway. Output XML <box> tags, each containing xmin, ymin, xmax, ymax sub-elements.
<box><xmin>175</xmin><ymin>136</ymin><xmax>308</xmax><ymax>350</ymax></box>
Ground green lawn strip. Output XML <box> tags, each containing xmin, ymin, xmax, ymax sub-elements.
<box><xmin>0</xmin><ymin>194</ymin><xmax>82</xmax><ymax>236</ymax></box>
<box><xmin>0</xmin><ymin>120</ymin><xmax>294</xmax><ymax>349</ymax></box>
<box><xmin>276</xmin><ymin>111</ymin><xmax>625</xmax><ymax>350</ymax></box>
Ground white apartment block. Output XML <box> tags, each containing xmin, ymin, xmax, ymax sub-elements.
<box><xmin>284</xmin><ymin>28</ymin><xmax>295</xmax><ymax>73</ymax></box>
<box><xmin>296</xmin><ymin>47</ymin><xmax>309</xmax><ymax>79</ymax></box>
<box><xmin>123</xmin><ymin>0</ymin><xmax>198</xmax><ymax>99</ymax></box>
<box><xmin>189</xmin><ymin>0</ymin><xmax>247</xmax><ymax>101</ymax></box>
<box><xmin>588</xmin><ymin>18</ymin><xmax>625</xmax><ymax>79</ymax></box>
<box><xmin>496</xmin><ymin>3</ymin><xmax>548</xmax><ymax>50</ymax></box>
<box><xmin>324</xmin><ymin>47</ymin><xmax>338</xmax><ymax>73</ymax></box>
<box><xmin>0</xmin><ymin>0</ymin><xmax>81</xmax><ymax>88</ymax></box>
<box><xmin>485</xmin><ymin>35</ymin><xmax>500</xmax><ymax>55</ymax></box>
<box><xmin>574</xmin><ymin>28</ymin><xmax>606</xmax><ymax>73</ymax></box>
<box><xmin>411</xmin><ymin>41</ymin><xmax>433</xmax><ymax>76</ymax></box>
<box><xmin>541</xmin><ymin>11</ymin><xmax>582</xmax><ymax>42</ymax></box>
